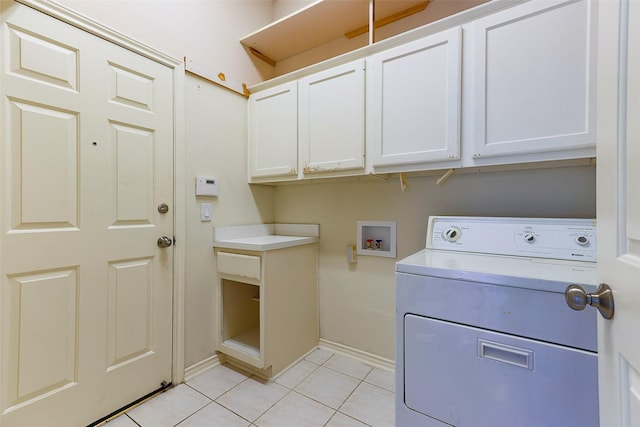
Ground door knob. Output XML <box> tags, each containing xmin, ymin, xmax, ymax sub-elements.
<box><xmin>565</xmin><ymin>283</ymin><xmax>614</xmax><ymax>319</ymax></box>
<box><xmin>157</xmin><ymin>236</ymin><xmax>173</xmax><ymax>248</ymax></box>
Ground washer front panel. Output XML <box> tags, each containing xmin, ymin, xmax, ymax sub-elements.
<box><xmin>403</xmin><ymin>315</ymin><xmax>598</xmax><ymax>427</ymax></box>
<box><xmin>395</xmin><ymin>272</ymin><xmax>597</xmax><ymax>351</ymax></box>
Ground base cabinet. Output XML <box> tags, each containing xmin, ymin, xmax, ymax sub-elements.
<box><xmin>215</xmin><ymin>244</ymin><xmax>318</xmax><ymax>378</ymax></box>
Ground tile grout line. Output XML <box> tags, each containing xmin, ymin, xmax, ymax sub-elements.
<box><xmin>301</xmin><ymin>352</ymin><xmax>378</xmax><ymax>426</ymax></box>
<box><xmin>254</xmin><ymin>359</ymin><xmax>336</xmax><ymax>426</ymax></box>
<box><xmin>125</xmin><ymin>414</ymin><xmax>142</xmax><ymax>427</ymax></box>
<box><xmin>127</xmin><ymin>349</ymin><xmax>388</xmax><ymax>427</ymax></box>
<box><xmin>182</xmin><ymin>378</ymin><xmax>255</xmax><ymax>425</ymax></box>
<box><xmin>325</xmin><ymin>409</ymin><xmax>374</xmax><ymax>427</ymax></box>
<box><xmin>247</xmin><ymin>385</ymin><xmax>290</xmax><ymax>425</ymax></box>
<box><xmin>252</xmin><ymin>352</ymin><xmax>348</xmax><ymax>426</ymax></box>
<box><xmin>310</xmin><ymin>351</ymin><xmax>379</xmax><ymax>426</ymax></box>
<box><xmin>213</xmin><ymin>378</ymin><xmax>263</xmax><ymax>425</ymax></box>
<box><xmin>171</xmin><ymin>384</ymin><xmax>219</xmax><ymax>426</ymax></box>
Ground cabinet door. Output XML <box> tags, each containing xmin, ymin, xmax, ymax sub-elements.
<box><xmin>298</xmin><ymin>59</ymin><xmax>365</xmax><ymax>175</ymax></box>
<box><xmin>468</xmin><ymin>0</ymin><xmax>595</xmax><ymax>159</ymax></box>
<box><xmin>248</xmin><ymin>81</ymin><xmax>298</xmax><ymax>179</ymax></box>
<box><xmin>367</xmin><ymin>27</ymin><xmax>462</xmax><ymax>168</ymax></box>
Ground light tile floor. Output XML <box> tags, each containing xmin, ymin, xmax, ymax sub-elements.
<box><xmin>106</xmin><ymin>349</ymin><xmax>395</xmax><ymax>427</ymax></box>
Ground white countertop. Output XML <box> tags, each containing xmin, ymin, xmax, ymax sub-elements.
<box><xmin>212</xmin><ymin>223</ymin><xmax>319</xmax><ymax>251</ymax></box>
<box><xmin>213</xmin><ymin>235</ymin><xmax>319</xmax><ymax>251</ymax></box>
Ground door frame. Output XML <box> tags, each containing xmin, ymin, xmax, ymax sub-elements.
<box><xmin>7</xmin><ymin>0</ymin><xmax>187</xmax><ymax>386</ymax></box>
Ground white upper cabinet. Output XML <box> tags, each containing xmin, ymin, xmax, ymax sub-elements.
<box><xmin>465</xmin><ymin>0</ymin><xmax>596</xmax><ymax>162</ymax></box>
<box><xmin>248</xmin><ymin>81</ymin><xmax>298</xmax><ymax>180</ymax></box>
<box><xmin>247</xmin><ymin>0</ymin><xmax>598</xmax><ymax>184</ymax></box>
<box><xmin>367</xmin><ymin>27</ymin><xmax>462</xmax><ymax>171</ymax></box>
<box><xmin>299</xmin><ymin>59</ymin><xmax>365</xmax><ymax>176</ymax></box>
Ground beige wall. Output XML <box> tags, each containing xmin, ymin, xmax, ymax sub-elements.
<box><xmin>53</xmin><ymin>0</ymin><xmax>598</xmax><ymax>366</ymax></box>
<box><xmin>274</xmin><ymin>165</ymin><xmax>596</xmax><ymax>360</ymax></box>
<box><xmin>55</xmin><ymin>0</ymin><xmax>276</xmax><ymax>367</ymax></box>
<box><xmin>184</xmin><ymin>75</ymin><xmax>274</xmax><ymax>367</ymax></box>
<box><xmin>58</xmin><ymin>0</ymin><xmax>276</xmax><ymax>85</ymax></box>
<box><xmin>273</xmin><ymin>0</ymin><xmax>314</xmax><ymax>20</ymax></box>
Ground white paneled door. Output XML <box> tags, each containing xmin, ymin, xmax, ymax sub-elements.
<box><xmin>0</xmin><ymin>3</ymin><xmax>174</xmax><ymax>426</ymax></box>
<box><xmin>597</xmin><ymin>0</ymin><xmax>640</xmax><ymax>425</ymax></box>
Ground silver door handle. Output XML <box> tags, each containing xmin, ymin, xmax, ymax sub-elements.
<box><xmin>157</xmin><ymin>236</ymin><xmax>173</xmax><ymax>248</ymax></box>
<box><xmin>565</xmin><ymin>283</ymin><xmax>614</xmax><ymax>319</ymax></box>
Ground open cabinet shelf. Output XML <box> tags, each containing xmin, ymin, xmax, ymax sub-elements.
<box><xmin>240</xmin><ymin>0</ymin><xmax>438</xmax><ymax>67</ymax></box>
<box><xmin>222</xmin><ymin>327</ymin><xmax>260</xmax><ymax>358</ymax></box>
<box><xmin>220</xmin><ymin>279</ymin><xmax>262</xmax><ymax>362</ymax></box>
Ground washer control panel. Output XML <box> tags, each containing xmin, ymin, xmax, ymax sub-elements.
<box><xmin>428</xmin><ymin>216</ymin><xmax>596</xmax><ymax>262</ymax></box>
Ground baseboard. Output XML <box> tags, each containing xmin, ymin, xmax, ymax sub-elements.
<box><xmin>183</xmin><ymin>354</ymin><xmax>222</xmax><ymax>382</ymax></box>
<box><xmin>184</xmin><ymin>342</ymin><xmax>395</xmax><ymax>383</ymax></box>
<box><xmin>222</xmin><ymin>355</ymin><xmax>272</xmax><ymax>380</ymax></box>
<box><xmin>221</xmin><ymin>346</ymin><xmax>317</xmax><ymax>381</ymax></box>
<box><xmin>270</xmin><ymin>346</ymin><xmax>321</xmax><ymax>382</ymax></box>
<box><xmin>319</xmin><ymin>339</ymin><xmax>395</xmax><ymax>372</ymax></box>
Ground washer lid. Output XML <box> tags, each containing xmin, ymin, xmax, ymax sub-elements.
<box><xmin>396</xmin><ymin>249</ymin><xmax>598</xmax><ymax>292</ymax></box>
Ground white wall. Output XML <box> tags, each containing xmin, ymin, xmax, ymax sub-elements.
<box><xmin>58</xmin><ymin>0</ymin><xmax>276</xmax><ymax>85</ymax></box>
<box><xmin>274</xmin><ymin>165</ymin><xmax>596</xmax><ymax>360</ymax></box>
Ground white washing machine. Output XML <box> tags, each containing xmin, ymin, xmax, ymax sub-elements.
<box><xmin>396</xmin><ymin>216</ymin><xmax>600</xmax><ymax>427</ymax></box>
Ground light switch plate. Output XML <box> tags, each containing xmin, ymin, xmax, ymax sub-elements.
<box><xmin>201</xmin><ymin>203</ymin><xmax>212</xmax><ymax>222</ymax></box>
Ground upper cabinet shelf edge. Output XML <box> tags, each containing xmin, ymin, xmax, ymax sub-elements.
<box><xmin>240</xmin><ymin>0</ymin><xmax>434</xmax><ymax>65</ymax></box>
<box><xmin>242</xmin><ymin>0</ymin><xmax>533</xmax><ymax>89</ymax></box>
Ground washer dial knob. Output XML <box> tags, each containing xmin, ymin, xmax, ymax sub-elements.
<box><xmin>443</xmin><ymin>227</ymin><xmax>461</xmax><ymax>242</ymax></box>
<box><xmin>575</xmin><ymin>235</ymin><xmax>590</xmax><ymax>246</ymax></box>
<box><xmin>523</xmin><ymin>232</ymin><xmax>536</xmax><ymax>243</ymax></box>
